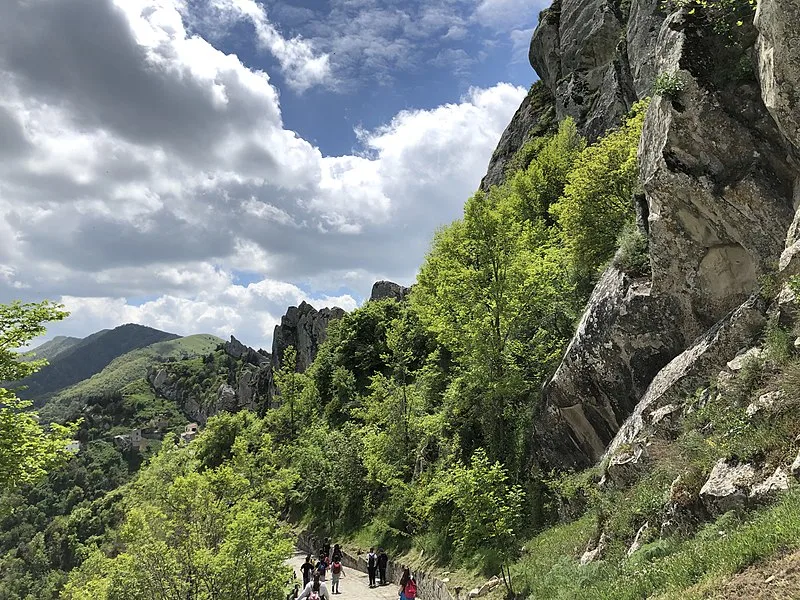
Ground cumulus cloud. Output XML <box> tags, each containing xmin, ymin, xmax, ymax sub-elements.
<box><xmin>473</xmin><ymin>0</ymin><xmax>548</xmax><ymax>32</ymax></box>
<box><xmin>0</xmin><ymin>0</ymin><xmax>525</xmax><ymax>349</ymax></box>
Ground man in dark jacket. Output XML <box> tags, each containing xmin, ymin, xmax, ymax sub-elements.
<box><xmin>377</xmin><ymin>549</ymin><xmax>388</xmax><ymax>586</ymax></box>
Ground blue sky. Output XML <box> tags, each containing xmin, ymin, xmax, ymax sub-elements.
<box><xmin>0</xmin><ymin>0</ymin><xmax>547</xmax><ymax>349</ymax></box>
<box><xmin>186</xmin><ymin>0</ymin><xmax>540</xmax><ymax>156</ymax></box>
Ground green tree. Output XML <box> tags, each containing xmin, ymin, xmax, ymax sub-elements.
<box><xmin>0</xmin><ymin>300</ymin><xmax>76</xmax><ymax>489</ymax></box>
<box><xmin>550</xmin><ymin>100</ymin><xmax>649</xmax><ymax>285</ymax></box>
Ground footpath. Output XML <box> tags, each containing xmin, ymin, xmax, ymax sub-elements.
<box><xmin>287</xmin><ymin>551</ymin><xmax>399</xmax><ymax>600</ymax></box>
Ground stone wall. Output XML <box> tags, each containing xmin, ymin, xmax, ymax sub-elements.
<box><xmin>296</xmin><ymin>532</ymin><xmax>456</xmax><ymax>600</ymax></box>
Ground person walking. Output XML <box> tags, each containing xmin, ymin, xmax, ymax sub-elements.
<box><xmin>298</xmin><ymin>574</ymin><xmax>330</xmax><ymax>600</ymax></box>
<box><xmin>322</xmin><ymin>537</ymin><xmax>331</xmax><ymax>559</ymax></box>
<box><xmin>332</xmin><ymin>543</ymin><xmax>342</xmax><ymax>562</ymax></box>
<box><xmin>330</xmin><ymin>557</ymin><xmax>345</xmax><ymax>594</ymax></box>
<box><xmin>316</xmin><ymin>555</ymin><xmax>328</xmax><ymax>581</ymax></box>
<box><xmin>367</xmin><ymin>547</ymin><xmax>378</xmax><ymax>588</ymax></box>
<box><xmin>398</xmin><ymin>567</ymin><xmax>417</xmax><ymax>600</ymax></box>
<box><xmin>300</xmin><ymin>554</ymin><xmax>315</xmax><ymax>587</ymax></box>
<box><xmin>377</xmin><ymin>548</ymin><xmax>388</xmax><ymax>585</ymax></box>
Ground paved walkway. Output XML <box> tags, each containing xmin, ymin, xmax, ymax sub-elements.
<box><xmin>287</xmin><ymin>551</ymin><xmax>398</xmax><ymax>600</ymax></box>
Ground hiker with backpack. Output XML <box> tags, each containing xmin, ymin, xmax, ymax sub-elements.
<box><xmin>297</xmin><ymin>574</ymin><xmax>330</xmax><ymax>600</ymax></box>
<box><xmin>332</xmin><ymin>543</ymin><xmax>342</xmax><ymax>562</ymax></box>
<box><xmin>315</xmin><ymin>555</ymin><xmax>328</xmax><ymax>581</ymax></box>
<box><xmin>398</xmin><ymin>567</ymin><xmax>417</xmax><ymax>600</ymax></box>
<box><xmin>367</xmin><ymin>547</ymin><xmax>378</xmax><ymax>587</ymax></box>
<box><xmin>377</xmin><ymin>548</ymin><xmax>388</xmax><ymax>585</ymax></box>
<box><xmin>330</xmin><ymin>557</ymin><xmax>345</xmax><ymax>594</ymax></box>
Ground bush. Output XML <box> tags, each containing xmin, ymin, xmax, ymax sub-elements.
<box><xmin>653</xmin><ymin>71</ymin><xmax>685</xmax><ymax>98</ymax></box>
<box><xmin>613</xmin><ymin>222</ymin><xmax>650</xmax><ymax>277</ymax></box>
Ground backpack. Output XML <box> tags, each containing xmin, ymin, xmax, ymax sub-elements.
<box><xmin>368</xmin><ymin>553</ymin><xmax>376</xmax><ymax>568</ymax></box>
<box><xmin>332</xmin><ymin>562</ymin><xmax>342</xmax><ymax>574</ymax></box>
<box><xmin>404</xmin><ymin>579</ymin><xmax>417</xmax><ymax>599</ymax></box>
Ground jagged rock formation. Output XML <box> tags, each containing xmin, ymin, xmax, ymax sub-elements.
<box><xmin>370</xmin><ymin>280</ymin><xmax>410</xmax><ymax>302</ymax></box>
<box><xmin>523</xmin><ymin>0</ymin><xmax>800</xmax><ymax>469</ymax></box>
<box><xmin>530</xmin><ymin>0</ymin><xmax>663</xmax><ymax>141</ymax></box>
<box><xmin>149</xmin><ymin>301</ymin><xmax>346</xmax><ymax>421</ymax></box>
<box><xmin>271</xmin><ymin>301</ymin><xmax>345</xmax><ymax>372</ymax></box>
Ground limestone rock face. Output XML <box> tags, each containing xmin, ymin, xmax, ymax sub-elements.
<box><xmin>605</xmin><ymin>295</ymin><xmax>767</xmax><ymax>460</ymax></box>
<box><xmin>529</xmin><ymin>0</ymin><xmax>657</xmax><ymax>140</ymax></box>
<box><xmin>537</xmin><ymin>267</ymin><xmax>685</xmax><ymax>468</ymax></box>
<box><xmin>533</xmin><ymin>1</ymin><xmax>798</xmax><ymax>470</ymax></box>
<box><xmin>640</xmin><ymin>18</ymin><xmax>794</xmax><ymax>331</ymax></box>
<box><xmin>271</xmin><ymin>301</ymin><xmax>345</xmax><ymax>372</ymax></box>
<box><xmin>755</xmin><ymin>0</ymin><xmax>800</xmax><ymax>151</ymax></box>
<box><xmin>369</xmin><ymin>280</ymin><xmax>411</xmax><ymax>303</ymax></box>
<box><xmin>699</xmin><ymin>459</ymin><xmax>757</xmax><ymax>515</ymax></box>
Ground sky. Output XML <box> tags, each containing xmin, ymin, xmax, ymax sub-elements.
<box><xmin>0</xmin><ymin>0</ymin><xmax>548</xmax><ymax>351</ymax></box>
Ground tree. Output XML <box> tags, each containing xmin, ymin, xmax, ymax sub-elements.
<box><xmin>0</xmin><ymin>300</ymin><xmax>76</xmax><ymax>488</ymax></box>
<box><xmin>550</xmin><ymin>101</ymin><xmax>649</xmax><ymax>286</ymax></box>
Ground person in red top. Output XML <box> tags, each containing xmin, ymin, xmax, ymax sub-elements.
<box><xmin>398</xmin><ymin>567</ymin><xmax>417</xmax><ymax>600</ymax></box>
<box><xmin>330</xmin><ymin>558</ymin><xmax>345</xmax><ymax>594</ymax></box>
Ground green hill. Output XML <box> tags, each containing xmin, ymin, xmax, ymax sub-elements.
<box><xmin>53</xmin><ymin>333</ymin><xmax>223</xmax><ymax>403</ymax></box>
<box><xmin>21</xmin><ymin>335</ymin><xmax>83</xmax><ymax>363</ymax></box>
<box><xmin>16</xmin><ymin>324</ymin><xmax>180</xmax><ymax>403</ymax></box>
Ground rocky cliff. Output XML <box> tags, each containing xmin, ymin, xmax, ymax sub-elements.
<box><xmin>493</xmin><ymin>0</ymin><xmax>800</xmax><ymax>469</ymax></box>
<box><xmin>148</xmin><ymin>300</ymin><xmax>346</xmax><ymax>422</ymax></box>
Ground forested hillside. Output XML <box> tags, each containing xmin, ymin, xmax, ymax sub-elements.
<box><xmin>16</xmin><ymin>325</ymin><xmax>180</xmax><ymax>404</ymax></box>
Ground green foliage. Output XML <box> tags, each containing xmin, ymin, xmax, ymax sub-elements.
<box><xmin>551</xmin><ymin>101</ymin><xmax>649</xmax><ymax>287</ymax></box>
<box><xmin>653</xmin><ymin>71</ymin><xmax>686</xmax><ymax>98</ymax></box>
<box><xmin>17</xmin><ymin>324</ymin><xmax>178</xmax><ymax>402</ymax></box>
<box><xmin>0</xmin><ymin>301</ymin><xmax>76</xmax><ymax>489</ymax></box>
<box><xmin>50</xmin><ymin>334</ymin><xmax>222</xmax><ymax>406</ymax></box>
<box><xmin>663</xmin><ymin>0</ymin><xmax>757</xmax><ymax>37</ymax></box>
<box><xmin>63</xmin><ymin>414</ymin><xmax>294</xmax><ymax>600</ymax></box>
<box><xmin>613</xmin><ymin>222</ymin><xmax>651</xmax><ymax>276</ymax></box>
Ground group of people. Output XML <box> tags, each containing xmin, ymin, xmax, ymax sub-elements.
<box><xmin>294</xmin><ymin>538</ymin><xmax>417</xmax><ymax>600</ymax></box>
<box><xmin>298</xmin><ymin>539</ymin><xmax>346</xmax><ymax>596</ymax></box>
<box><xmin>366</xmin><ymin>547</ymin><xmax>389</xmax><ymax>587</ymax></box>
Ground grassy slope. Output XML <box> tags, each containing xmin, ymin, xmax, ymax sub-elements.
<box><xmin>505</xmin><ymin>329</ymin><xmax>800</xmax><ymax>599</ymax></box>
<box><xmin>17</xmin><ymin>324</ymin><xmax>182</xmax><ymax>402</ymax></box>
<box><xmin>53</xmin><ymin>334</ymin><xmax>222</xmax><ymax>402</ymax></box>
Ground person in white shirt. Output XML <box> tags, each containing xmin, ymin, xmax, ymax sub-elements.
<box><xmin>297</xmin><ymin>574</ymin><xmax>331</xmax><ymax>600</ymax></box>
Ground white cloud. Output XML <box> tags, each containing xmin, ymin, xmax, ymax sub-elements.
<box><xmin>185</xmin><ymin>0</ymin><xmax>332</xmax><ymax>91</ymax></box>
<box><xmin>473</xmin><ymin>0</ymin><xmax>546</xmax><ymax>32</ymax></box>
<box><xmin>0</xmin><ymin>0</ymin><xmax>526</xmax><ymax>349</ymax></box>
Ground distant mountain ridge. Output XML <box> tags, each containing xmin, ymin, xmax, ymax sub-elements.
<box><xmin>17</xmin><ymin>324</ymin><xmax>180</xmax><ymax>404</ymax></box>
<box><xmin>21</xmin><ymin>335</ymin><xmax>83</xmax><ymax>363</ymax></box>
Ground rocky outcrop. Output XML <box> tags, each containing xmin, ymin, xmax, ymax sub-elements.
<box><xmin>224</xmin><ymin>335</ymin><xmax>269</xmax><ymax>367</ymax></box>
<box><xmin>533</xmin><ymin>0</ymin><xmax>799</xmax><ymax>470</ymax></box>
<box><xmin>271</xmin><ymin>301</ymin><xmax>345</xmax><ymax>373</ymax></box>
<box><xmin>605</xmin><ymin>295</ymin><xmax>767</xmax><ymax>460</ymax></box>
<box><xmin>537</xmin><ymin>267</ymin><xmax>685</xmax><ymax>468</ymax></box>
<box><xmin>480</xmin><ymin>82</ymin><xmax>557</xmax><ymax>190</ymax></box>
<box><xmin>529</xmin><ymin>0</ymin><xmax>656</xmax><ymax>140</ymax></box>
<box><xmin>755</xmin><ymin>0</ymin><xmax>800</xmax><ymax>152</ymax></box>
<box><xmin>370</xmin><ymin>280</ymin><xmax>411</xmax><ymax>302</ymax></box>
<box><xmin>700</xmin><ymin>459</ymin><xmax>757</xmax><ymax>516</ymax></box>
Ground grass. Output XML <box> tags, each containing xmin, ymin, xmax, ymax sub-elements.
<box><xmin>512</xmin><ymin>489</ymin><xmax>800</xmax><ymax>599</ymax></box>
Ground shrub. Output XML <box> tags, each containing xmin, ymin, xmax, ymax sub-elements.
<box><xmin>653</xmin><ymin>71</ymin><xmax>685</xmax><ymax>98</ymax></box>
<box><xmin>614</xmin><ymin>222</ymin><xmax>650</xmax><ymax>277</ymax></box>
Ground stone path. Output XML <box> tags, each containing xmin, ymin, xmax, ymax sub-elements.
<box><xmin>287</xmin><ymin>551</ymin><xmax>398</xmax><ymax>600</ymax></box>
